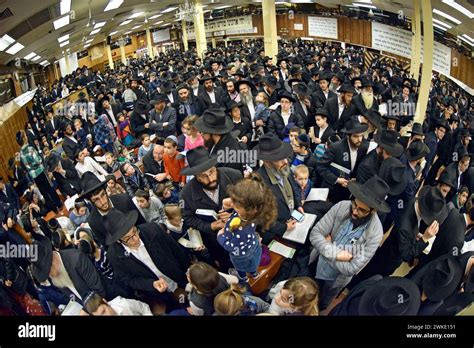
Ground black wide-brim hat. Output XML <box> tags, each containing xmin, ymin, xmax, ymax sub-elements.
<box><xmin>180</xmin><ymin>146</ymin><xmax>219</xmax><ymax>176</ymax></box>
<box><xmin>45</xmin><ymin>155</ymin><xmax>60</xmax><ymax>173</ymax></box>
<box><xmin>199</xmin><ymin>74</ymin><xmax>216</xmax><ymax>84</ymax></box>
<box><xmin>79</xmin><ymin>172</ymin><xmax>107</xmax><ymax>199</ymax></box>
<box><xmin>256</xmin><ymin>133</ymin><xmax>293</xmax><ymax>161</ymax></box>
<box><xmin>338</xmin><ymin>83</ymin><xmax>357</xmax><ymax>94</ymax></box>
<box><xmin>358</xmin><ymin>277</ymin><xmax>421</xmax><ymax>316</ymax></box>
<box><xmin>378</xmin><ymin>157</ymin><xmax>408</xmax><ymax>196</ymax></box>
<box><xmin>348</xmin><ymin>175</ymin><xmax>391</xmax><ymax>213</ymax></box>
<box><xmin>362</xmin><ymin>110</ymin><xmax>382</xmax><ymax>130</ymax></box>
<box><xmin>263</xmin><ymin>76</ymin><xmax>281</xmax><ymax>90</ymax></box>
<box><xmin>417</xmin><ymin>186</ymin><xmax>449</xmax><ymax>225</ymax></box>
<box><xmin>134</xmin><ymin>99</ymin><xmax>152</xmax><ymax>115</ymax></box>
<box><xmin>234</xmin><ymin>80</ymin><xmax>257</xmax><ymax>94</ymax></box>
<box><xmin>404</xmin><ymin>140</ymin><xmax>430</xmax><ymax>161</ymax></box>
<box><xmin>293</xmin><ymin>82</ymin><xmax>311</xmax><ymax>97</ymax></box>
<box><xmin>433</xmin><ymin>292</ymin><xmax>473</xmax><ymax>316</ymax></box>
<box><xmin>373</xmin><ymin>130</ymin><xmax>404</xmax><ymax>157</ymax></box>
<box><xmin>277</xmin><ymin>91</ymin><xmax>296</xmax><ymax>103</ymax></box>
<box><xmin>341</xmin><ymin>116</ymin><xmax>369</xmax><ymax>134</ymax></box>
<box><xmin>105</xmin><ymin>209</ymin><xmax>139</xmax><ymax>246</ymax></box>
<box><xmin>194</xmin><ymin>108</ymin><xmax>234</xmax><ymax>135</ymax></box>
<box><xmin>31</xmin><ymin>235</ymin><xmax>53</xmax><ymax>283</ymax></box>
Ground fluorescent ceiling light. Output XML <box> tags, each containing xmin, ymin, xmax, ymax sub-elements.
<box><xmin>40</xmin><ymin>60</ymin><xmax>49</xmax><ymax>66</ymax></box>
<box><xmin>161</xmin><ymin>7</ymin><xmax>177</xmax><ymax>13</ymax></box>
<box><xmin>93</xmin><ymin>21</ymin><xmax>107</xmax><ymax>29</ymax></box>
<box><xmin>120</xmin><ymin>19</ymin><xmax>132</xmax><ymax>26</ymax></box>
<box><xmin>132</xmin><ymin>25</ymin><xmax>142</xmax><ymax>29</ymax></box>
<box><xmin>110</xmin><ymin>31</ymin><xmax>118</xmax><ymax>35</ymax></box>
<box><xmin>0</xmin><ymin>34</ymin><xmax>15</xmax><ymax>51</ymax></box>
<box><xmin>441</xmin><ymin>0</ymin><xmax>474</xmax><ymax>19</ymax></box>
<box><xmin>433</xmin><ymin>9</ymin><xmax>461</xmax><ymax>24</ymax></box>
<box><xmin>352</xmin><ymin>2</ymin><xmax>377</xmax><ymax>9</ymax></box>
<box><xmin>462</xmin><ymin>34</ymin><xmax>474</xmax><ymax>44</ymax></box>
<box><xmin>53</xmin><ymin>15</ymin><xmax>70</xmax><ymax>30</ymax></box>
<box><xmin>59</xmin><ymin>40</ymin><xmax>69</xmax><ymax>47</ymax></box>
<box><xmin>84</xmin><ymin>44</ymin><xmax>90</xmax><ymax>48</ymax></box>
<box><xmin>433</xmin><ymin>23</ymin><xmax>448</xmax><ymax>31</ymax></box>
<box><xmin>290</xmin><ymin>0</ymin><xmax>313</xmax><ymax>3</ymax></box>
<box><xmin>275</xmin><ymin>1</ymin><xmax>289</xmax><ymax>3</ymax></box>
<box><xmin>129</xmin><ymin>12</ymin><xmax>144</xmax><ymax>19</ymax></box>
<box><xmin>32</xmin><ymin>56</ymin><xmax>41</xmax><ymax>62</ymax></box>
<box><xmin>149</xmin><ymin>14</ymin><xmax>162</xmax><ymax>20</ymax></box>
<box><xmin>162</xmin><ymin>23</ymin><xmax>171</xmax><ymax>26</ymax></box>
<box><xmin>104</xmin><ymin>0</ymin><xmax>123</xmax><ymax>12</ymax></box>
<box><xmin>432</xmin><ymin>18</ymin><xmax>452</xmax><ymax>29</ymax></box>
<box><xmin>90</xmin><ymin>29</ymin><xmax>101</xmax><ymax>35</ymax></box>
<box><xmin>215</xmin><ymin>5</ymin><xmax>231</xmax><ymax>9</ymax></box>
<box><xmin>60</xmin><ymin>0</ymin><xmax>71</xmax><ymax>15</ymax></box>
<box><xmin>85</xmin><ymin>38</ymin><xmax>93</xmax><ymax>43</ymax></box>
<box><xmin>6</xmin><ymin>42</ymin><xmax>24</xmax><ymax>55</ymax></box>
<box><xmin>154</xmin><ymin>21</ymin><xmax>164</xmax><ymax>25</ymax></box>
<box><xmin>124</xmin><ymin>31</ymin><xmax>132</xmax><ymax>34</ymax></box>
<box><xmin>173</xmin><ymin>18</ymin><xmax>181</xmax><ymax>21</ymax></box>
<box><xmin>58</xmin><ymin>34</ymin><xmax>70</xmax><ymax>42</ymax></box>
<box><xmin>458</xmin><ymin>36</ymin><xmax>473</xmax><ymax>47</ymax></box>
<box><xmin>24</xmin><ymin>52</ymin><xmax>37</xmax><ymax>60</ymax></box>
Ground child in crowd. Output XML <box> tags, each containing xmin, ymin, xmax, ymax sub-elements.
<box><xmin>163</xmin><ymin>136</ymin><xmax>186</xmax><ymax>187</ymax></box>
<box><xmin>267</xmin><ymin>277</ymin><xmax>319</xmax><ymax>316</ymax></box>
<box><xmin>293</xmin><ymin>165</ymin><xmax>312</xmax><ymax>205</ymax></box>
<box><xmin>85</xmin><ymin>134</ymin><xmax>96</xmax><ymax>155</ymax></box>
<box><xmin>69</xmin><ymin>199</ymin><xmax>90</xmax><ymax>227</ymax></box>
<box><xmin>213</xmin><ymin>284</ymin><xmax>270</xmax><ymax>316</ymax></box>
<box><xmin>217</xmin><ymin>174</ymin><xmax>277</xmax><ymax>284</ymax></box>
<box><xmin>284</xmin><ymin>126</ymin><xmax>304</xmax><ymax>144</ymax></box>
<box><xmin>74</xmin><ymin>118</ymin><xmax>88</xmax><ymax>149</ymax></box>
<box><xmin>105</xmin><ymin>175</ymin><xmax>126</xmax><ymax>196</ymax></box>
<box><xmin>450</xmin><ymin>185</ymin><xmax>469</xmax><ymax>213</ymax></box>
<box><xmin>138</xmin><ymin>134</ymin><xmax>154</xmax><ymax>161</ymax></box>
<box><xmin>104</xmin><ymin>152</ymin><xmax>121</xmax><ymax>174</ymax></box>
<box><xmin>154</xmin><ymin>182</ymin><xmax>179</xmax><ymax>204</ymax></box>
<box><xmin>309</xmin><ymin>109</ymin><xmax>334</xmax><ymax>152</ymax></box>
<box><xmin>116</xmin><ymin>112</ymin><xmax>135</xmax><ymax>147</ymax></box>
<box><xmin>134</xmin><ymin>189</ymin><xmax>166</xmax><ymax>224</ymax></box>
<box><xmin>253</xmin><ymin>92</ymin><xmax>270</xmax><ymax>141</ymax></box>
<box><xmin>182</xmin><ymin>115</ymin><xmax>204</xmax><ymax>151</ymax></box>
<box><xmin>313</xmin><ymin>134</ymin><xmax>341</xmax><ymax>162</ymax></box>
<box><xmin>118</xmin><ymin>146</ymin><xmax>136</xmax><ymax>163</ymax></box>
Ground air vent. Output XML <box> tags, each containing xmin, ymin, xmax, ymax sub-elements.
<box><xmin>0</xmin><ymin>7</ymin><xmax>13</xmax><ymax>21</ymax></box>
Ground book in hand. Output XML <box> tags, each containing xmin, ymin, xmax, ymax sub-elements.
<box><xmin>195</xmin><ymin>209</ymin><xmax>218</xmax><ymax>222</ymax></box>
<box><xmin>64</xmin><ymin>194</ymin><xmax>79</xmax><ymax>211</ymax></box>
<box><xmin>329</xmin><ymin>162</ymin><xmax>351</xmax><ymax>180</ymax></box>
<box><xmin>283</xmin><ymin>213</ymin><xmax>317</xmax><ymax>244</ymax></box>
<box><xmin>269</xmin><ymin>240</ymin><xmax>296</xmax><ymax>258</ymax></box>
<box><xmin>305</xmin><ymin>188</ymin><xmax>329</xmax><ymax>202</ymax></box>
<box><xmin>178</xmin><ymin>228</ymin><xmax>204</xmax><ymax>249</ymax></box>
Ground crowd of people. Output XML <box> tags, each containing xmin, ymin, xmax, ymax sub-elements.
<box><xmin>1</xmin><ymin>38</ymin><xmax>473</xmax><ymax>316</ymax></box>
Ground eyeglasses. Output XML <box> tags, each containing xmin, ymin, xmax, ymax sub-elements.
<box><xmin>351</xmin><ymin>199</ymin><xmax>371</xmax><ymax>216</ymax></box>
<box><xmin>197</xmin><ymin>168</ymin><xmax>217</xmax><ymax>181</ymax></box>
<box><xmin>121</xmin><ymin>227</ymin><xmax>139</xmax><ymax>244</ymax></box>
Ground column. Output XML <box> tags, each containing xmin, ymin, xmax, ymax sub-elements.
<box><xmin>146</xmin><ymin>27</ymin><xmax>155</xmax><ymax>59</ymax></box>
<box><xmin>106</xmin><ymin>44</ymin><xmax>114</xmax><ymax>70</ymax></box>
<box><xmin>193</xmin><ymin>0</ymin><xmax>207</xmax><ymax>59</ymax></box>
<box><xmin>64</xmin><ymin>54</ymin><xmax>71</xmax><ymax>76</ymax></box>
<box><xmin>120</xmin><ymin>42</ymin><xmax>127</xmax><ymax>66</ymax></box>
<box><xmin>182</xmin><ymin>20</ymin><xmax>189</xmax><ymax>52</ymax></box>
<box><xmin>211</xmin><ymin>37</ymin><xmax>216</xmax><ymax>49</ymax></box>
<box><xmin>410</xmin><ymin>0</ymin><xmax>422</xmax><ymax>81</ymax></box>
<box><xmin>413</xmin><ymin>0</ymin><xmax>434</xmax><ymax>124</ymax></box>
<box><xmin>262</xmin><ymin>0</ymin><xmax>278</xmax><ymax>61</ymax></box>
<box><xmin>53</xmin><ymin>62</ymin><xmax>60</xmax><ymax>80</ymax></box>
<box><xmin>29</xmin><ymin>73</ymin><xmax>36</xmax><ymax>89</ymax></box>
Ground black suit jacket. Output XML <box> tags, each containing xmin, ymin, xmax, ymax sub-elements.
<box><xmin>62</xmin><ymin>136</ymin><xmax>81</xmax><ymax>160</ymax></box>
<box><xmin>351</xmin><ymin>93</ymin><xmax>379</xmax><ymax>116</ymax></box>
<box><xmin>209</xmin><ymin>133</ymin><xmax>244</xmax><ymax>172</ymax></box>
<box><xmin>313</xmin><ymin>125</ymin><xmax>335</xmax><ymax>146</ymax></box>
<box><xmin>356</xmin><ymin>149</ymin><xmax>383</xmax><ymax>184</ymax></box>
<box><xmin>311</xmin><ymin>90</ymin><xmax>337</xmax><ymax>109</ymax></box>
<box><xmin>199</xmin><ymin>87</ymin><xmax>227</xmax><ymax>109</ymax></box>
<box><xmin>45</xmin><ymin>118</ymin><xmax>63</xmax><ymax>139</ymax></box>
<box><xmin>268</xmin><ymin>108</ymin><xmax>305</xmax><ymax>140</ymax></box>
<box><xmin>87</xmin><ymin>195</ymin><xmax>145</xmax><ymax>247</ymax></box>
<box><xmin>293</xmin><ymin>98</ymin><xmax>316</xmax><ymax>130</ymax></box>
<box><xmin>142</xmin><ymin>150</ymin><xmax>165</xmax><ymax>176</ymax></box>
<box><xmin>107</xmin><ymin>222</ymin><xmax>191</xmax><ymax>293</ymax></box>
<box><xmin>130</xmin><ymin>110</ymin><xmax>152</xmax><ymax>138</ymax></box>
<box><xmin>52</xmin><ymin>158</ymin><xmax>82</xmax><ymax>197</ymax></box>
<box><xmin>324</xmin><ymin>96</ymin><xmax>357</xmax><ymax>130</ymax></box>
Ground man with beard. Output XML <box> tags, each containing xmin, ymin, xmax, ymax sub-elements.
<box><xmin>324</xmin><ymin>83</ymin><xmax>357</xmax><ymax>131</ymax></box>
<box><xmin>198</xmin><ymin>74</ymin><xmax>227</xmax><ymax>109</ymax></box>
<box><xmin>309</xmin><ymin>176</ymin><xmax>389</xmax><ymax>311</ymax></box>
<box><xmin>292</xmin><ymin>82</ymin><xmax>316</xmax><ymax>130</ymax></box>
<box><xmin>351</xmin><ymin>76</ymin><xmax>380</xmax><ymax>116</ymax></box>
<box><xmin>317</xmin><ymin>117</ymin><xmax>369</xmax><ymax>203</ymax></box>
<box><xmin>180</xmin><ymin>147</ymin><xmax>242</xmax><ymax>271</ymax></box>
<box><xmin>183</xmin><ymin>71</ymin><xmax>204</xmax><ymax>97</ymax></box>
<box><xmin>80</xmin><ymin>172</ymin><xmax>144</xmax><ymax>247</ymax></box>
<box><xmin>261</xmin><ymin>76</ymin><xmax>281</xmax><ymax>106</ymax></box>
<box><xmin>130</xmin><ymin>77</ymin><xmax>148</xmax><ymax>101</ymax></box>
<box><xmin>330</xmin><ymin>71</ymin><xmax>345</xmax><ymax>94</ymax></box>
<box><xmin>61</xmin><ymin>122</ymin><xmax>82</xmax><ymax>160</ymax></box>
<box><xmin>235</xmin><ymin>80</ymin><xmax>257</xmax><ymax>122</ymax></box>
<box><xmin>173</xmin><ymin>84</ymin><xmax>205</xmax><ymax>128</ymax></box>
<box><xmin>311</xmin><ymin>71</ymin><xmax>337</xmax><ymax>109</ymax></box>
<box><xmin>194</xmin><ymin>108</ymin><xmax>243</xmax><ymax>172</ymax></box>
<box><xmin>101</xmin><ymin>96</ymin><xmax>122</xmax><ymax>127</ymax></box>
<box><xmin>255</xmin><ymin>134</ymin><xmax>304</xmax><ymax>245</ymax></box>
<box><xmin>225</xmin><ymin>79</ymin><xmax>241</xmax><ymax>104</ymax></box>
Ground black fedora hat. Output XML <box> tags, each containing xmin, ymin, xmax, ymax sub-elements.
<box><xmin>234</xmin><ymin>79</ymin><xmax>257</xmax><ymax>94</ymax></box>
<box><xmin>226</xmin><ymin>101</ymin><xmax>243</xmax><ymax>113</ymax></box>
<box><xmin>199</xmin><ymin>74</ymin><xmax>216</xmax><ymax>84</ymax></box>
<box><xmin>79</xmin><ymin>172</ymin><xmax>107</xmax><ymax>199</ymax></box>
<box><xmin>407</xmin><ymin>122</ymin><xmax>425</xmax><ymax>136</ymax></box>
<box><xmin>256</xmin><ymin>133</ymin><xmax>292</xmax><ymax>161</ymax></box>
<box><xmin>435</xmin><ymin>119</ymin><xmax>449</xmax><ymax>131</ymax></box>
<box><xmin>182</xmin><ymin>71</ymin><xmax>196</xmax><ymax>82</ymax></box>
<box><xmin>316</xmin><ymin>71</ymin><xmax>333</xmax><ymax>83</ymax></box>
<box><xmin>45</xmin><ymin>155</ymin><xmax>60</xmax><ymax>173</ymax></box>
<box><xmin>194</xmin><ymin>108</ymin><xmax>233</xmax><ymax>135</ymax></box>
<box><xmin>348</xmin><ymin>175</ymin><xmax>391</xmax><ymax>213</ymax></box>
<box><xmin>362</xmin><ymin>110</ymin><xmax>382</xmax><ymax>130</ymax></box>
<box><xmin>459</xmin><ymin>127</ymin><xmax>472</xmax><ymax>139</ymax></box>
<box><xmin>31</xmin><ymin>235</ymin><xmax>53</xmax><ymax>283</ymax></box>
<box><xmin>341</xmin><ymin>116</ymin><xmax>369</xmax><ymax>134</ymax></box>
<box><xmin>338</xmin><ymin>83</ymin><xmax>357</xmax><ymax>94</ymax></box>
<box><xmin>405</xmin><ymin>140</ymin><xmax>430</xmax><ymax>161</ymax></box>
<box><xmin>373</xmin><ymin>129</ymin><xmax>404</xmax><ymax>157</ymax></box>
<box><xmin>269</xmin><ymin>65</ymin><xmax>280</xmax><ymax>73</ymax></box>
<box><xmin>277</xmin><ymin>90</ymin><xmax>296</xmax><ymax>103</ymax></box>
<box><xmin>287</xmin><ymin>78</ymin><xmax>302</xmax><ymax>88</ymax></box>
<box><xmin>379</xmin><ymin>157</ymin><xmax>408</xmax><ymax>195</ymax></box>
<box><xmin>438</xmin><ymin>169</ymin><xmax>456</xmax><ymax>189</ymax></box>
<box><xmin>315</xmin><ymin>108</ymin><xmax>329</xmax><ymax>118</ymax></box>
<box><xmin>417</xmin><ymin>186</ymin><xmax>449</xmax><ymax>225</ymax></box>
<box><xmin>150</xmin><ymin>94</ymin><xmax>169</xmax><ymax>105</ymax></box>
<box><xmin>160</xmin><ymin>80</ymin><xmax>174</xmax><ymax>94</ymax></box>
<box><xmin>104</xmin><ymin>209</ymin><xmax>139</xmax><ymax>246</ymax></box>
<box><xmin>383</xmin><ymin>113</ymin><xmax>401</xmax><ymax>122</ymax></box>
<box><xmin>418</xmin><ymin>254</ymin><xmax>463</xmax><ymax>302</ymax></box>
<box><xmin>276</xmin><ymin>57</ymin><xmax>289</xmax><ymax>66</ymax></box>
<box><xmin>360</xmin><ymin>76</ymin><xmax>374</xmax><ymax>88</ymax></box>
<box><xmin>263</xmin><ymin>76</ymin><xmax>281</xmax><ymax>90</ymax></box>
<box><xmin>289</xmin><ymin>64</ymin><xmax>303</xmax><ymax>76</ymax></box>
<box><xmin>433</xmin><ymin>293</ymin><xmax>474</xmax><ymax>316</ymax></box>
<box><xmin>358</xmin><ymin>277</ymin><xmax>421</xmax><ymax>316</ymax></box>
<box><xmin>180</xmin><ymin>146</ymin><xmax>218</xmax><ymax>176</ymax></box>
<box><xmin>350</xmin><ymin>75</ymin><xmax>362</xmax><ymax>86</ymax></box>
<box><xmin>293</xmin><ymin>82</ymin><xmax>311</xmax><ymax>97</ymax></box>
<box><xmin>134</xmin><ymin>99</ymin><xmax>152</xmax><ymax>115</ymax></box>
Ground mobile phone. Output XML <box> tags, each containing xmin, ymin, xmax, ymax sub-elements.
<box><xmin>291</xmin><ymin>210</ymin><xmax>305</xmax><ymax>223</ymax></box>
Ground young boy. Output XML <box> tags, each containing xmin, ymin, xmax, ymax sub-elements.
<box><xmin>309</xmin><ymin>109</ymin><xmax>335</xmax><ymax>152</ymax></box>
<box><xmin>284</xmin><ymin>127</ymin><xmax>304</xmax><ymax>144</ymax></box>
<box><xmin>138</xmin><ymin>134</ymin><xmax>154</xmax><ymax>161</ymax></box>
<box><xmin>104</xmin><ymin>152</ymin><xmax>120</xmax><ymax>174</ymax></box>
<box><xmin>154</xmin><ymin>182</ymin><xmax>179</xmax><ymax>204</ymax></box>
<box><xmin>293</xmin><ymin>165</ymin><xmax>311</xmax><ymax>206</ymax></box>
<box><xmin>74</xmin><ymin>118</ymin><xmax>88</xmax><ymax>149</ymax></box>
<box><xmin>290</xmin><ymin>134</ymin><xmax>318</xmax><ymax>184</ymax></box>
<box><xmin>163</xmin><ymin>135</ymin><xmax>186</xmax><ymax>187</ymax></box>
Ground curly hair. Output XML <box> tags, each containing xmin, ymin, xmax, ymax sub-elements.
<box><xmin>283</xmin><ymin>277</ymin><xmax>319</xmax><ymax>316</ymax></box>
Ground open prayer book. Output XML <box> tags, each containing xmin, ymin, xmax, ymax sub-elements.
<box><xmin>269</xmin><ymin>240</ymin><xmax>296</xmax><ymax>258</ymax></box>
<box><xmin>283</xmin><ymin>213</ymin><xmax>317</xmax><ymax>244</ymax></box>
<box><xmin>64</xmin><ymin>194</ymin><xmax>79</xmax><ymax>211</ymax></box>
<box><xmin>305</xmin><ymin>188</ymin><xmax>329</xmax><ymax>202</ymax></box>
<box><xmin>178</xmin><ymin>228</ymin><xmax>204</xmax><ymax>249</ymax></box>
<box><xmin>195</xmin><ymin>209</ymin><xmax>218</xmax><ymax>222</ymax></box>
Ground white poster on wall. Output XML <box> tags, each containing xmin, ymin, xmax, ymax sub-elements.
<box><xmin>371</xmin><ymin>22</ymin><xmax>452</xmax><ymax>76</ymax></box>
<box><xmin>152</xmin><ymin>29</ymin><xmax>170</xmax><ymax>43</ymax></box>
<box><xmin>187</xmin><ymin>15</ymin><xmax>253</xmax><ymax>37</ymax></box>
<box><xmin>308</xmin><ymin>16</ymin><xmax>338</xmax><ymax>39</ymax></box>
<box><xmin>58</xmin><ymin>53</ymin><xmax>79</xmax><ymax>77</ymax></box>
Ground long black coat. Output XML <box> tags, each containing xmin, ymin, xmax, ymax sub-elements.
<box><xmin>209</xmin><ymin>133</ymin><xmax>244</xmax><ymax>172</ymax></box>
<box><xmin>142</xmin><ymin>149</ymin><xmax>165</xmax><ymax>175</ymax></box>
<box><xmin>292</xmin><ymin>98</ymin><xmax>316</xmax><ymax>130</ymax></box>
<box><xmin>62</xmin><ymin>136</ymin><xmax>81</xmax><ymax>160</ymax></box>
<box><xmin>311</xmin><ymin>90</ymin><xmax>337</xmax><ymax>109</ymax></box>
<box><xmin>355</xmin><ymin>149</ymin><xmax>383</xmax><ymax>184</ymax></box>
<box><xmin>52</xmin><ymin>158</ymin><xmax>82</xmax><ymax>197</ymax></box>
<box><xmin>324</xmin><ymin>96</ymin><xmax>357</xmax><ymax>131</ymax></box>
<box><xmin>130</xmin><ymin>110</ymin><xmax>152</xmax><ymax>138</ymax></box>
<box><xmin>107</xmin><ymin>222</ymin><xmax>191</xmax><ymax>293</ymax></box>
<box><xmin>87</xmin><ymin>194</ymin><xmax>145</xmax><ymax>247</ymax></box>
<box><xmin>198</xmin><ymin>87</ymin><xmax>228</xmax><ymax>109</ymax></box>
<box><xmin>268</xmin><ymin>107</ymin><xmax>304</xmax><ymax>140</ymax></box>
<box><xmin>351</xmin><ymin>93</ymin><xmax>379</xmax><ymax>116</ymax></box>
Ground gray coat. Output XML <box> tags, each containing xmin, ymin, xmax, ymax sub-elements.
<box><xmin>309</xmin><ymin>200</ymin><xmax>383</xmax><ymax>288</ymax></box>
<box><xmin>148</xmin><ymin>106</ymin><xmax>177</xmax><ymax>138</ymax></box>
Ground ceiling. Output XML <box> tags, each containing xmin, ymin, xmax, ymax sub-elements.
<box><xmin>0</xmin><ymin>0</ymin><xmax>472</xmax><ymax>66</ymax></box>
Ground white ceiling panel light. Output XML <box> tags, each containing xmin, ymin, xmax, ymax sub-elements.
<box><xmin>104</xmin><ymin>0</ymin><xmax>123</xmax><ymax>12</ymax></box>
<box><xmin>24</xmin><ymin>52</ymin><xmax>37</xmax><ymax>60</ymax></box>
<box><xmin>149</xmin><ymin>14</ymin><xmax>162</xmax><ymax>20</ymax></box>
<box><xmin>60</xmin><ymin>0</ymin><xmax>71</xmax><ymax>15</ymax></box>
<box><xmin>6</xmin><ymin>42</ymin><xmax>24</xmax><ymax>55</ymax></box>
<box><xmin>441</xmin><ymin>0</ymin><xmax>474</xmax><ymax>19</ymax></box>
<box><xmin>58</xmin><ymin>34</ymin><xmax>70</xmax><ymax>42</ymax></box>
<box><xmin>109</xmin><ymin>30</ymin><xmax>118</xmax><ymax>35</ymax></box>
<box><xmin>433</xmin><ymin>23</ymin><xmax>448</xmax><ymax>31</ymax></box>
<box><xmin>215</xmin><ymin>5</ymin><xmax>231</xmax><ymax>9</ymax></box>
<box><xmin>132</xmin><ymin>25</ymin><xmax>142</xmax><ymax>29</ymax></box>
<box><xmin>53</xmin><ymin>15</ymin><xmax>70</xmax><ymax>30</ymax></box>
<box><xmin>90</xmin><ymin>28</ymin><xmax>101</xmax><ymax>35</ymax></box>
<box><xmin>432</xmin><ymin>18</ymin><xmax>452</xmax><ymax>29</ymax></box>
<box><xmin>433</xmin><ymin>9</ymin><xmax>462</xmax><ymax>25</ymax></box>
<box><xmin>40</xmin><ymin>60</ymin><xmax>50</xmax><ymax>66</ymax></box>
<box><xmin>161</xmin><ymin>7</ymin><xmax>177</xmax><ymax>14</ymax></box>
<box><xmin>0</xmin><ymin>34</ymin><xmax>15</xmax><ymax>51</ymax></box>
<box><xmin>84</xmin><ymin>44</ymin><xmax>91</xmax><ymax>48</ymax></box>
<box><xmin>93</xmin><ymin>21</ymin><xmax>107</xmax><ymax>29</ymax></box>
<box><xmin>120</xmin><ymin>19</ymin><xmax>132</xmax><ymax>26</ymax></box>
<box><xmin>31</xmin><ymin>55</ymin><xmax>41</xmax><ymax>62</ymax></box>
<box><xmin>129</xmin><ymin>12</ymin><xmax>144</xmax><ymax>19</ymax></box>
<box><xmin>85</xmin><ymin>38</ymin><xmax>93</xmax><ymax>43</ymax></box>
<box><xmin>458</xmin><ymin>35</ymin><xmax>474</xmax><ymax>46</ymax></box>
<box><xmin>59</xmin><ymin>40</ymin><xmax>69</xmax><ymax>47</ymax></box>
<box><xmin>352</xmin><ymin>3</ymin><xmax>377</xmax><ymax>9</ymax></box>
